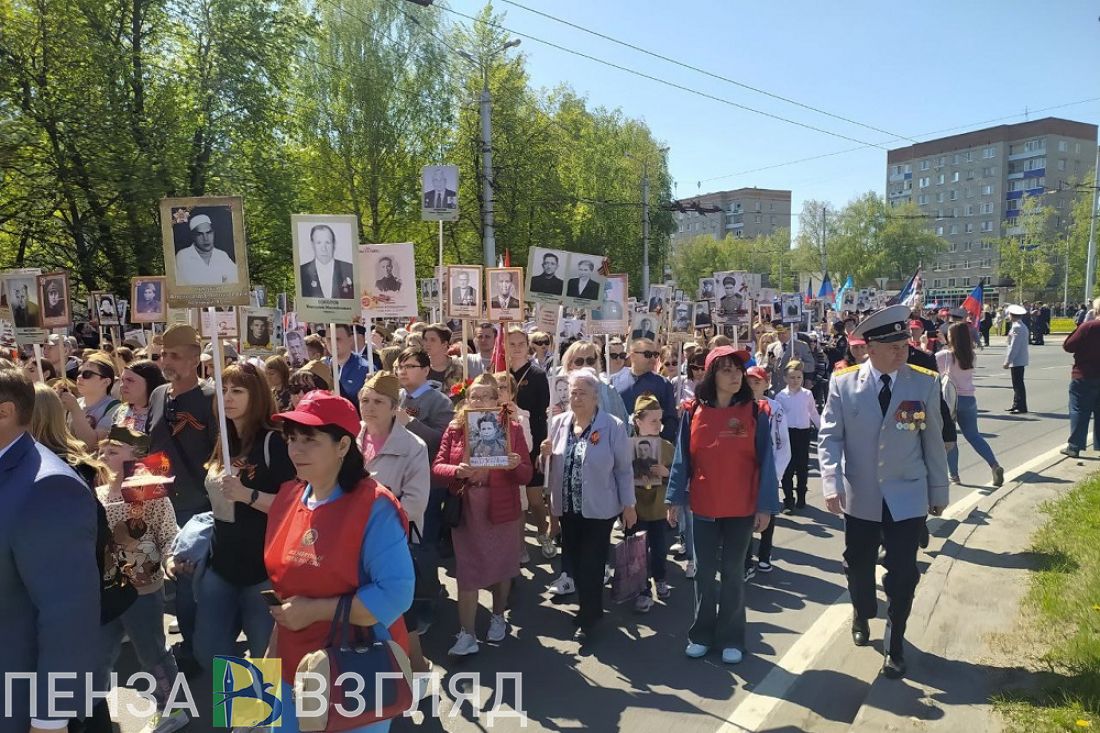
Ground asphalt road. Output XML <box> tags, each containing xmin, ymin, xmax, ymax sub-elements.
<box><xmin>109</xmin><ymin>335</ymin><xmax>1076</xmax><ymax>733</ymax></box>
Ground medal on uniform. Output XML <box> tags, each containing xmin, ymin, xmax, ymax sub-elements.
<box><xmin>894</xmin><ymin>401</ymin><xmax>926</xmax><ymax>431</ymax></box>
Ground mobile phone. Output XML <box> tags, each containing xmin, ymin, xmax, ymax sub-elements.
<box><xmin>260</xmin><ymin>590</ymin><xmax>283</xmax><ymax>606</ymax></box>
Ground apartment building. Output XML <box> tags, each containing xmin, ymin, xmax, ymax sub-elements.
<box><xmin>670</xmin><ymin>187</ymin><xmax>792</xmax><ymax>248</ymax></box>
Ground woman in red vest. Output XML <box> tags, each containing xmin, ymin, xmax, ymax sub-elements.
<box><xmin>265</xmin><ymin>390</ymin><xmax>415</xmax><ymax>732</ymax></box>
<box><xmin>665</xmin><ymin>346</ymin><xmax>780</xmax><ymax>665</ymax></box>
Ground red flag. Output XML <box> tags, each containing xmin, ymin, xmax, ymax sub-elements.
<box><xmin>504</xmin><ymin>249</ymin><xmax>511</xmax><ymax>268</ymax></box>
<box><xmin>490</xmin><ymin>321</ymin><xmax>507</xmax><ymax>373</ymax></box>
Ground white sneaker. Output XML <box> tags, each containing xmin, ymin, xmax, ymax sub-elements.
<box><xmin>633</xmin><ymin>594</ymin><xmax>654</xmax><ymax>613</ymax></box>
<box><xmin>142</xmin><ymin>709</ymin><xmax>190</xmax><ymax>733</ymax></box>
<box><xmin>539</xmin><ymin>534</ymin><xmax>557</xmax><ymax>559</ymax></box>
<box><xmin>685</xmin><ymin>560</ymin><xmax>697</xmax><ymax>579</ymax></box>
<box><xmin>670</xmin><ymin>540</ymin><xmax>686</xmax><ymax>555</ymax></box>
<box><xmin>448</xmin><ymin>629</ymin><xmax>479</xmax><ymax>656</ymax></box>
<box><xmin>548</xmin><ymin>573</ymin><xmax>575</xmax><ymax>596</ymax></box>
<box><xmin>487</xmin><ymin>613</ymin><xmax>508</xmax><ymax>642</ymax></box>
<box><xmin>756</xmin><ymin>561</ymin><xmax>773</xmax><ymax>573</ymax></box>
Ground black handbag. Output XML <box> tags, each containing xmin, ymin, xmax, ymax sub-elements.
<box><xmin>408</xmin><ymin>523</ymin><xmax>441</xmax><ymax>602</ymax></box>
<box><xmin>442</xmin><ymin>488</ymin><xmax>464</xmax><ymax>528</ymax></box>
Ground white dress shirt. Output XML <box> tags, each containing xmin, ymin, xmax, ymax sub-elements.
<box><xmin>175</xmin><ymin>245</ymin><xmax>238</xmax><ymax>285</ymax></box>
<box><xmin>314</xmin><ymin>259</ymin><xmax>335</xmax><ymax>298</ymax></box>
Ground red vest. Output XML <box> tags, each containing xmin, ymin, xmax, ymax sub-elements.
<box><xmin>264</xmin><ymin>478</ymin><xmax>410</xmax><ymax>683</ymax></box>
<box><xmin>688</xmin><ymin>401</ymin><xmax>760</xmax><ymax>518</ymax></box>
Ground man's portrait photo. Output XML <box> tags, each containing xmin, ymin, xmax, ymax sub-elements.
<box><xmin>160</xmin><ymin>196</ymin><xmax>249</xmax><ymax>308</ymax></box>
<box><xmin>527</xmin><ymin>248</ymin><xmax>566</xmax><ymax>299</ymax></box>
<box><xmin>648</xmin><ymin>285</ymin><xmax>671</xmax><ymax>314</ymax></box>
<box><xmin>716</xmin><ymin>272</ymin><xmax>750</xmax><ymax>324</ymax></box>
<box><xmin>131</xmin><ymin>277</ymin><xmax>166</xmax><ymax>324</ymax></box>
<box><xmin>694</xmin><ymin>300</ymin><xmax>712</xmax><ymax>328</ymax></box>
<box><xmin>419</xmin><ymin>278</ymin><xmax>441</xmax><ymax>307</ymax></box>
<box><xmin>631</xmin><ymin>313</ymin><xmax>657</xmax><ymax>341</ymax></box>
<box><xmin>291</xmin><ymin>214</ymin><xmax>360</xmax><ymax>323</ymax></box>
<box><xmin>465</xmin><ymin>409</ymin><xmax>511</xmax><ymax>468</ymax></box>
<box><xmin>285</xmin><ymin>329</ymin><xmax>307</xmax><ymax>368</ymax></box>
<box><xmin>589</xmin><ymin>274</ymin><xmax>627</xmax><ymax>335</ymax></box>
<box><xmin>421</xmin><ymin>164</ymin><xmax>459</xmax><ymax>222</ymax></box>
<box><xmin>782</xmin><ymin>294</ymin><xmax>802</xmax><ymax>323</ymax></box>
<box><xmin>671</xmin><ymin>301</ymin><xmax>694</xmax><ymax>333</ymax></box>
<box><xmin>487</xmin><ymin>267</ymin><xmax>524</xmax><ymax>321</ymax></box>
<box><xmin>38</xmin><ymin>273</ymin><xmax>70</xmax><ymax>328</ymax></box>
<box><xmin>699</xmin><ymin>278</ymin><xmax>716</xmax><ymax>300</ymax></box>
<box><xmin>2</xmin><ymin>274</ymin><xmax>40</xmax><ymax>329</ymax></box>
<box><xmin>565</xmin><ymin>257</ymin><xmax>602</xmax><ymax>302</ymax></box>
<box><xmin>447</xmin><ymin>265</ymin><xmax>481</xmax><ymax>319</ymax></box>
<box><xmin>632</xmin><ymin>437</ymin><xmax>661</xmax><ymax>486</ymax></box>
<box><xmin>246</xmin><ymin>316</ymin><xmax>271</xmax><ymax>347</ymax></box>
<box><xmin>375</xmin><ymin>256</ymin><xmax>402</xmax><ymax>293</ymax></box>
<box><xmin>95</xmin><ymin>292</ymin><xmax>120</xmax><ymax>326</ymax></box>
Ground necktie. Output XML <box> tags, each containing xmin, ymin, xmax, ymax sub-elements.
<box><xmin>878</xmin><ymin>373</ymin><xmax>892</xmax><ymax>417</ymax></box>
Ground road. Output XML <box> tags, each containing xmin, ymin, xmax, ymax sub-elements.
<box><xmin>110</xmin><ymin>335</ymin><xmax>1075</xmax><ymax>732</ymax></box>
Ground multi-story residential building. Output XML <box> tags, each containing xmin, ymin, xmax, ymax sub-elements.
<box><xmin>886</xmin><ymin>117</ymin><xmax>1097</xmax><ymax>304</ymax></box>
<box><xmin>670</xmin><ymin>187</ymin><xmax>792</xmax><ymax>248</ymax></box>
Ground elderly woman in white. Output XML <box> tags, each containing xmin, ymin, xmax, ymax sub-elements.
<box><xmin>541</xmin><ymin>368</ymin><xmax>636</xmax><ymax>646</ymax></box>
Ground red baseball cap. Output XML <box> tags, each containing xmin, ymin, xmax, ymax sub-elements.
<box><xmin>704</xmin><ymin>345</ymin><xmax>751</xmax><ymax>372</ymax></box>
<box><xmin>273</xmin><ymin>390</ymin><xmax>360</xmax><ymax>437</ymax></box>
<box><xmin>745</xmin><ymin>365</ymin><xmax>768</xmax><ymax>381</ymax></box>
<box><xmin>908</xmin><ymin>320</ymin><xmax>923</xmax><ymax>329</ymax></box>
<box><xmin>847</xmin><ymin>336</ymin><xmax>867</xmax><ymax>346</ymax></box>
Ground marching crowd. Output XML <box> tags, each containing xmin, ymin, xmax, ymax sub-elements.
<box><xmin>5</xmin><ymin>294</ymin><xmax>1094</xmax><ymax>733</ymax></box>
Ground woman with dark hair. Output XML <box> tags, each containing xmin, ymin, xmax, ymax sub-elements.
<box><xmin>288</xmin><ymin>360</ymin><xmax>332</xmax><ymax>408</ymax></box>
<box><xmin>265</xmin><ymin>390</ymin><xmax>414</xmax><ymax>732</ymax></box>
<box><xmin>188</xmin><ymin>363</ymin><xmax>295</xmax><ymax>664</ymax></box>
<box><xmin>665</xmin><ymin>346</ymin><xmax>779</xmax><ymax>665</ymax></box>
<box><xmin>937</xmin><ymin>322</ymin><xmax>1003</xmax><ymax>486</ymax></box>
<box><xmin>114</xmin><ymin>359</ymin><xmax>167</xmax><ymax>432</ymax></box>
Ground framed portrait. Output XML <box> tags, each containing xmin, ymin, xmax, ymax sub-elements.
<box><xmin>714</xmin><ymin>271</ymin><xmax>752</xmax><ymax>325</ymax></box>
<box><xmin>0</xmin><ymin>269</ymin><xmax>47</xmax><ymax>345</ymax></box>
<box><xmin>131</xmin><ymin>276</ymin><xmax>167</xmax><ymax>324</ymax></box>
<box><xmin>464</xmin><ymin>408</ymin><xmax>512</xmax><ymax>468</ymax></box>
<box><xmin>525</xmin><ymin>247</ymin><xmax>567</xmax><ymax>303</ymax></box>
<box><xmin>757</xmin><ymin>303</ymin><xmax>775</xmax><ymax>325</ymax></box>
<box><xmin>698</xmin><ymin>277</ymin><xmax>717</xmax><ymax>301</ymax></box>
<box><xmin>360</xmin><ymin>242</ymin><xmax>418</xmax><ymax>319</ymax></box>
<box><xmin>200</xmin><ymin>307</ymin><xmax>238</xmax><ymax>339</ymax></box>
<box><xmin>673</xmin><ymin>289</ymin><xmax>685</xmax><ymax>302</ymax></box>
<box><xmin>632</xmin><ymin>436</ymin><xmax>663</xmax><ymax>487</ymax></box>
<box><xmin>839</xmin><ymin>288</ymin><xmax>857</xmax><ymax>313</ymax></box>
<box><xmin>534</xmin><ymin>303</ymin><xmax>560</xmax><ymax>334</ymax></box>
<box><xmin>421</xmin><ymin>165</ymin><xmax>459</xmax><ymax>222</ymax></box>
<box><xmin>240</xmin><ymin>306</ymin><xmax>276</xmax><ymax>357</ymax></box>
<box><xmin>781</xmin><ymin>294</ymin><xmax>803</xmax><ymax>324</ymax></box>
<box><xmin>92</xmin><ymin>291</ymin><xmax>120</xmax><ymax>327</ymax></box>
<box><xmin>160</xmin><ymin>196</ymin><xmax>249</xmax><ymax>308</ymax></box>
<box><xmin>630</xmin><ymin>312</ymin><xmax>658</xmax><ymax>342</ymax></box>
<box><xmin>693</xmin><ymin>300</ymin><xmax>713</xmax><ymax>329</ymax></box>
<box><xmin>548</xmin><ymin>374</ymin><xmax>570</xmax><ymax>418</ymax></box>
<box><xmin>0</xmin><ymin>307</ymin><xmax>16</xmax><ymax>349</ymax></box>
<box><xmin>669</xmin><ymin>300</ymin><xmax>694</xmax><ymax>336</ymax></box>
<box><xmin>291</xmin><ymin>214</ymin><xmax>360</xmax><ymax>325</ymax></box>
<box><xmin>419</xmin><ymin>278</ymin><xmax>441</xmax><ymax>308</ymax></box>
<box><xmin>446</xmin><ymin>265</ymin><xmax>482</xmax><ymax>320</ymax></box>
<box><xmin>589</xmin><ymin>273</ymin><xmax>628</xmax><ymax>336</ymax></box>
<box><xmin>284</xmin><ymin>322</ymin><xmax>308</xmax><ymax>368</ymax></box>
<box><xmin>646</xmin><ymin>285</ymin><xmax>672</xmax><ymax>316</ymax></box>
<box><xmin>37</xmin><ymin>272</ymin><xmax>70</xmax><ymax>329</ymax></box>
<box><xmin>486</xmin><ymin>267</ymin><xmax>524</xmax><ymax>322</ymax></box>
<box><xmin>563</xmin><ymin>253</ymin><xmax>607</xmax><ymax>309</ymax></box>
<box><xmin>167</xmin><ymin>307</ymin><xmax>200</xmax><ymax>330</ymax></box>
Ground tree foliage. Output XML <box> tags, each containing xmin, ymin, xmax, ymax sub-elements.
<box><xmin>996</xmin><ymin>195</ymin><xmax>1056</xmax><ymax>301</ymax></box>
<box><xmin>669</xmin><ymin>228</ymin><xmax>792</xmax><ymax>293</ymax></box>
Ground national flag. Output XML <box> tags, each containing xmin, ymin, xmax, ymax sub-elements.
<box><xmin>833</xmin><ymin>275</ymin><xmax>854</xmax><ymax>309</ymax></box>
<box><xmin>490</xmin><ymin>316</ymin><xmax>508</xmax><ymax>372</ymax></box>
<box><xmin>961</xmin><ymin>283</ymin><xmax>983</xmax><ymax>322</ymax></box>
<box><xmin>804</xmin><ymin>279</ymin><xmax>813</xmax><ymax>304</ymax></box>
<box><xmin>818</xmin><ymin>274</ymin><xmax>834</xmax><ymax>299</ymax></box>
<box><xmin>504</xmin><ymin>249</ymin><xmax>511</xmax><ymax>268</ymax></box>
<box><xmin>886</xmin><ymin>267</ymin><xmax>922</xmax><ymax>308</ymax></box>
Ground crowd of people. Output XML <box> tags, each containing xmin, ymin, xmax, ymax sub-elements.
<box><xmin>4</xmin><ymin>292</ymin><xmax>1090</xmax><ymax>733</ymax></box>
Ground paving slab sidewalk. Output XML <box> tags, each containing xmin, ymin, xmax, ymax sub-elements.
<box><xmin>848</xmin><ymin>452</ymin><xmax>1096</xmax><ymax>733</ymax></box>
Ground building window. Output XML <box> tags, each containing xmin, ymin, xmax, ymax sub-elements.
<box><xmin>1023</xmin><ymin>138</ymin><xmax>1044</xmax><ymax>153</ymax></box>
<box><xmin>965</xmin><ymin>222</ymin><xmax>974</xmax><ymax>233</ymax></box>
<box><xmin>937</xmin><ymin>192</ymin><xmax>945</xmax><ymax>203</ymax></box>
<box><xmin>755</xmin><ymin>214</ymin><xmax>762</xmax><ymax>223</ymax></box>
<box><xmin>1058</xmin><ymin>159</ymin><xmax>1066</xmax><ymax>171</ymax></box>
<box><xmin>1024</xmin><ymin>157</ymin><xmax>1046</xmax><ymax>171</ymax></box>
<box><xmin>966</xmin><ymin>170</ymin><xmax>975</xmax><ymax>180</ymax></box>
<box><xmin>937</xmin><ymin>173</ymin><xmax>945</xmax><ymax>185</ymax></box>
<box><xmin>770</xmin><ymin>216</ymin><xmax>776</xmax><ymax>225</ymax></box>
<box><xmin>952</xmin><ymin>171</ymin><xmax>960</xmax><ymax>182</ymax></box>
<box><xmin>983</xmin><ymin>146</ymin><xmax>996</xmax><ymax>158</ymax></box>
<box><xmin>980</xmin><ymin>220</ymin><xmax>993</xmax><ymax>232</ymax></box>
<box><xmin>933</xmin><ymin>278</ymin><xmax>943</xmax><ymax>288</ymax></box>
<box><xmin>936</xmin><ymin>226</ymin><xmax>945</xmax><ymax>236</ymax></box>
<box><xmin>949</xmin><ymin>190</ymin><xmax>958</xmax><ymax>200</ymax></box>
<box><xmin>920</xmin><ymin>160</ymin><xmax>930</xmax><ymax>171</ymax></box>
<box><xmin>962</xmin><ymin>240</ymin><xmax>970</xmax><ymax>250</ymax></box>
<box><xmin>950</xmin><ymin>224</ymin><xmax>959</xmax><ymax>235</ymax></box>
<box><xmin>919</xmin><ymin>176</ymin><xmax>930</xmax><ymax>188</ymax></box>
<box><xmin>965</xmin><ymin>205</ymin><xmax>974</xmax><ymax>216</ymax></box>
<box><xmin>983</xmin><ymin>166</ymin><xmax>997</xmax><ymax>177</ymax></box>
<box><xmin>1005</xmin><ymin>217</ymin><xmax>1018</xmax><ymax>228</ymax></box>
<box><xmin>982</xmin><ymin>185</ymin><xmax>994</xmax><ymax>196</ymax></box>
<box><xmin>1058</xmin><ymin>140</ymin><xmax>1068</xmax><ymax>152</ymax></box>
<box><xmin>918</xmin><ymin>194</ymin><xmax>929</xmax><ymax>205</ymax></box>
<box><xmin>980</xmin><ymin>202</ymin><xmax>994</xmax><ymax>214</ymax></box>
<box><xmin>952</xmin><ymin>153</ymin><xmax>961</xmax><ymax>165</ymax></box>
<box><xmin>948</xmin><ymin>278</ymin><xmax>956</xmax><ymax>287</ymax></box>
<box><xmin>982</xmin><ymin>241</ymin><xmax>992</xmax><ymax>250</ymax></box>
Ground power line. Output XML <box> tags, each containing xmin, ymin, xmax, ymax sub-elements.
<box><xmin>427</xmin><ymin>4</ymin><xmax>887</xmax><ymax>148</ymax></box>
<box><xmin>497</xmin><ymin>0</ymin><xmax>916</xmax><ymax>143</ymax></box>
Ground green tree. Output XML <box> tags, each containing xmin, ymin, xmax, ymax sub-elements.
<box><xmin>996</xmin><ymin>196</ymin><xmax>1056</xmax><ymax>301</ymax></box>
<box><xmin>1064</xmin><ymin>175</ymin><xmax>1098</xmax><ymax>302</ymax></box>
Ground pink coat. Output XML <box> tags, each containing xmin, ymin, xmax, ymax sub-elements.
<box><xmin>432</xmin><ymin>421</ymin><xmax>533</xmax><ymax>524</ymax></box>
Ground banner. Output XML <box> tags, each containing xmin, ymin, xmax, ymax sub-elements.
<box><xmin>161</xmin><ymin>196</ymin><xmax>250</xmax><ymax>308</ymax></box>
<box><xmin>292</xmin><ymin>214</ymin><xmax>361</xmax><ymax>324</ymax></box>
<box><xmin>1</xmin><ymin>268</ymin><xmax>48</xmax><ymax>345</ymax></box>
<box><xmin>421</xmin><ymin>165</ymin><xmax>459</xmax><ymax>222</ymax></box>
<box><xmin>359</xmin><ymin>242</ymin><xmax>418</xmax><ymax>320</ymax></box>
<box><xmin>239</xmin><ymin>307</ymin><xmax>277</xmax><ymax>357</ymax></box>
<box><xmin>588</xmin><ymin>274</ymin><xmax>629</xmax><ymax>336</ymax></box>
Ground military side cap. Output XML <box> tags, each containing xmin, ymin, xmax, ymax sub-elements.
<box><xmin>634</xmin><ymin>393</ymin><xmax>662</xmax><ymax>416</ymax></box>
<box><xmin>852</xmin><ymin>304</ymin><xmax>911</xmax><ymax>343</ymax></box>
<box><xmin>163</xmin><ymin>325</ymin><xmax>201</xmax><ymax>349</ymax></box>
<box><xmin>364</xmin><ymin>370</ymin><xmax>400</xmax><ymax>403</ymax></box>
<box><xmin>106</xmin><ymin>425</ymin><xmax>150</xmax><ymax>453</ymax></box>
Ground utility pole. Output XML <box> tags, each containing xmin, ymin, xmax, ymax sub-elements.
<box><xmin>1085</xmin><ymin>143</ymin><xmax>1100</xmax><ymax>304</ymax></box>
<box><xmin>820</xmin><ymin>205</ymin><xmax>828</xmax><ymax>283</ymax></box>
<box><xmin>642</xmin><ymin>162</ymin><xmax>651</xmax><ymax>296</ymax></box>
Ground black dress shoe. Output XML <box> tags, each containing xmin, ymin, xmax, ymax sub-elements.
<box><xmin>851</xmin><ymin>619</ymin><xmax>870</xmax><ymax>647</ymax></box>
<box><xmin>918</xmin><ymin>522</ymin><xmax>930</xmax><ymax>549</ymax></box>
<box><xmin>572</xmin><ymin>627</ymin><xmax>590</xmax><ymax>644</ymax></box>
<box><xmin>881</xmin><ymin>653</ymin><xmax>906</xmax><ymax>679</ymax></box>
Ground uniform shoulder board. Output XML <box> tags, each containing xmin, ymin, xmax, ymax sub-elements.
<box><xmin>833</xmin><ymin>364</ymin><xmax>860</xmax><ymax>377</ymax></box>
<box><xmin>908</xmin><ymin>364</ymin><xmax>938</xmax><ymax>378</ymax></box>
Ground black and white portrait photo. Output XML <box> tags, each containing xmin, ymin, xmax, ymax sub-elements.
<box><xmin>246</xmin><ymin>316</ymin><xmax>271</xmax><ymax>347</ymax></box>
<box><xmin>465</xmin><ymin>409</ymin><xmax>511</xmax><ymax>468</ymax></box>
<box><xmin>589</xmin><ymin>274</ymin><xmax>628</xmax><ymax>335</ymax></box>
<box><xmin>131</xmin><ymin>277</ymin><xmax>166</xmax><ymax>324</ymax></box>
<box><xmin>694</xmin><ymin>300</ymin><xmax>712</xmax><ymax>328</ymax></box>
<box><xmin>671</xmin><ymin>301</ymin><xmax>694</xmax><ymax>333</ymax></box>
<box><xmin>487</xmin><ymin>267</ymin><xmax>524</xmax><ymax>322</ymax></box>
<box><xmin>95</xmin><ymin>292</ymin><xmax>120</xmax><ymax>327</ymax></box>
<box><xmin>647</xmin><ymin>285</ymin><xmax>672</xmax><ymax>315</ymax></box>
<box><xmin>291</xmin><ymin>214</ymin><xmax>360</xmax><ymax>324</ymax></box>
<box><xmin>549</xmin><ymin>374</ymin><xmax>570</xmax><ymax>417</ymax></box>
<box><xmin>419</xmin><ymin>278</ymin><xmax>441</xmax><ymax>307</ymax></box>
<box><xmin>160</xmin><ymin>196</ymin><xmax>249</xmax><ymax>308</ymax></box>
<box><xmin>38</xmin><ymin>273</ymin><xmax>70</xmax><ymax>328</ymax></box>
<box><xmin>698</xmin><ymin>277</ymin><xmax>716</xmax><ymax>301</ymax></box>
<box><xmin>757</xmin><ymin>303</ymin><xmax>775</xmax><ymax>325</ymax></box>
<box><xmin>375</xmin><ymin>255</ymin><xmax>402</xmax><ymax>293</ymax></box>
<box><xmin>421</xmin><ymin>164</ymin><xmax>459</xmax><ymax>222</ymax></box>
<box><xmin>715</xmin><ymin>271</ymin><xmax>751</xmax><ymax>324</ymax></box>
<box><xmin>1</xmin><ymin>273</ymin><xmax>40</xmax><ymax>329</ymax></box>
<box><xmin>565</xmin><ymin>256</ymin><xmax>602</xmax><ymax>302</ymax></box>
<box><xmin>526</xmin><ymin>248</ymin><xmax>566</xmax><ymax>300</ymax></box>
<box><xmin>240</xmin><ymin>307</ymin><xmax>277</xmax><ymax>356</ymax></box>
<box><xmin>285</xmin><ymin>329</ymin><xmax>308</xmax><ymax>368</ymax></box>
<box><xmin>632</xmin><ymin>437</ymin><xmax>661</xmax><ymax>487</ymax></box>
<box><xmin>631</xmin><ymin>313</ymin><xmax>657</xmax><ymax>341</ymax></box>
<box><xmin>360</xmin><ymin>242</ymin><xmax>417</xmax><ymax>319</ymax></box>
<box><xmin>782</xmin><ymin>294</ymin><xmax>803</xmax><ymax>324</ymax></box>
<box><xmin>447</xmin><ymin>265</ymin><xmax>482</xmax><ymax>319</ymax></box>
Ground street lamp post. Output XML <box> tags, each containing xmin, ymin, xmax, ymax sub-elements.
<box><xmin>1086</xmin><ymin>144</ymin><xmax>1100</xmax><ymax>304</ymax></box>
<box><xmin>459</xmin><ymin>39</ymin><xmax>520</xmax><ymax>267</ymax></box>
<box><xmin>629</xmin><ymin>147</ymin><xmax>669</xmax><ymax>296</ymax></box>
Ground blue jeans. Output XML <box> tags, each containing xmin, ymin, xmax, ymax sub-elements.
<box><xmin>98</xmin><ymin>590</ymin><xmax>178</xmax><ymax>710</ymax></box>
<box><xmin>194</xmin><ymin>569</ymin><xmax>274</xmax><ymax>666</ymax></box>
<box><xmin>689</xmin><ymin>514</ymin><xmax>754</xmax><ymax>649</ymax></box>
<box><xmin>171</xmin><ymin>506</ymin><xmax>205</xmax><ymax>659</ymax></box>
<box><xmin>1068</xmin><ymin>377</ymin><xmax>1100</xmax><ymax>452</ymax></box>
<box><xmin>948</xmin><ymin>396</ymin><xmax>999</xmax><ymax>476</ymax></box>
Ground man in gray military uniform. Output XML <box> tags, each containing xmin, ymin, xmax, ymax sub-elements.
<box><xmin>819</xmin><ymin>304</ymin><xmax>950</xmax><ymax>679</ymax></box>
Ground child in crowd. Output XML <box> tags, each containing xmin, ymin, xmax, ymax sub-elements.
<box><xmin>496</xmin><ymin>371</ymin><xmax>534</xmax><ymax>564</ymax></box>
<box><xmin>630</xmin><ymin>395</ymin><xmax>675</xmax><ymax>612</ymax></box>
<box><xmin>744</xmin><ymin>367</ymin><xmax>790</xmax><ymax>578</ymax></box>
<box><xmin>774</xmin><ymin>360</ymin><xmax>819</xmax><ymax>513</ymax></box>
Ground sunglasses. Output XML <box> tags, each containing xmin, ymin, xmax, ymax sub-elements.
<box><xmin>633</xmin><ymin>350</ymin><xmax>660</xmax><ymax>359</ymax></box>
<box><xmin>79</xmin><ymin>369</ymin><xmax>106</xmax><ymax>380</ymax></box>
<box><xmin>689</xmin><ymin>363</ymin><xmax>704</xmax><ymax>371</ymax></box>
<box><xmin>289</xmin><ymin>384</ymin><xmax>312</xmax><ymax>395</ymax></box>
<box><xmin>150</xmin><ymin>353</ymin><xmax>160</xmax><ymax>361</ymax></box>
<box><xmin>533</xmin><ymin>339</ymin><xmax>551</xmax><ymax>347</ymax></box>
<box><xmin>610</xmin><ymin>352</ymin><xmax>626</xmax><ymax>360</ymax></box>
<box><xmin>572</xmin><ymin>356</ymin><xmax>598</xmax><ymax>367</ymax></box>
<box><xmin>664</xmin><ymin>361</ymin><xmax>679</xmax><ymax>367</ymax></box>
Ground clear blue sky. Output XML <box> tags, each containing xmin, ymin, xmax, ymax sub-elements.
<box><xmin>445</xmin><ymin>0</ymin><xmax>1100</xmax><ymax>236</ymax></box>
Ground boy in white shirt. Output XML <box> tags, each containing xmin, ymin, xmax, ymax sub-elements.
<box><xmin>745</xmin><ymin>366</ymin><xmax>790</xmax><ymax>577</ymax></box>
<box><xmin>774</xmin><ymin>360</ymin><xmax>820</xmax><ymax>513</ymax></box>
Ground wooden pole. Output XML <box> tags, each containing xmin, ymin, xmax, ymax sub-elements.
<box><xmin>208</xmin><ymin>307</ymin><xmax>233</xmax><ymax>478</ymax></box>
<box><xmin>329</xmin><ymin>323</ymin><xmax>341</xmax><ymax>397</ymax></box>
<box><xmin>33</xmin><ymin>343</ymin><xmax>45</xmax><ymax>384</ymax></box>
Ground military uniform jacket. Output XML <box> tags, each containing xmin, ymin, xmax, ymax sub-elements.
<box><xmin>818</xmin><ymin>361</ymin><xmax>949</xmax><ymax>522</ymax></box>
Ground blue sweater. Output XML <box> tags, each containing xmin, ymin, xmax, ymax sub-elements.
<box><xmin>619</xmin><ymin>371</ymin><xmax>678</xmax><ymax>440</ymax></box>
<box><xmin>664</xmin><ymin>399</ymin><xmax>781</xmax><ymax>517</ymax></box>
